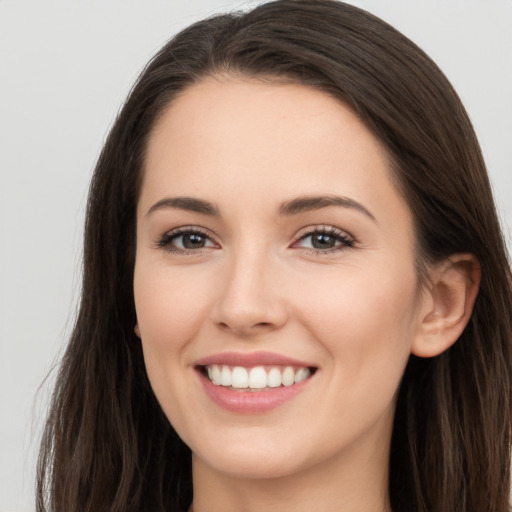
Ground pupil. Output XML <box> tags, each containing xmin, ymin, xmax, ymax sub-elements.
<box><xmin>183</xmin><ymin>234</ymin><xmax>205</xmax><ymax>249</ymax></box>
<box><xmin>312</xmin><ymin>234</ymin><xmax>335</xmax><ymax>249</ymax></box>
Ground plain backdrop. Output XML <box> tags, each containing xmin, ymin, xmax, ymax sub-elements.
<box><xmin>1</xmin><ymin>1</ymin><xmax>511</xmax><ymax>510</ymax></box>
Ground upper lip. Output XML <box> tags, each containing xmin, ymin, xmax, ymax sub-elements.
<box><xmin>194</xmin><ymin>351</ymin><xmax>316</xmax><ymax>368</ymax></box>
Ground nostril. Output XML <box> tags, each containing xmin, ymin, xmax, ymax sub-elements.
<box><xmin>254</xmin><ymin>322</ymin><xmax>272</xmax><ymax>328</ymax></box>
<box><xmin>217</xmin><ymin>322</ymin><xmax>231</xmax><ymax>331</ymax></box>
<box><xmin>215</xmin><ymin>320</ymin><xmax>278</xmax><ymax>334</ymax></box>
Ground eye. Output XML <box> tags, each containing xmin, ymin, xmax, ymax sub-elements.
<box><xmin>293</xmin><ymin>227</ymin><xmax>355</xmax><ymax>253</ymax></box>
<box><xmin>157</xmin><ymin>228</ymin><xmax>217</xmax><ymax>253</ymax></box>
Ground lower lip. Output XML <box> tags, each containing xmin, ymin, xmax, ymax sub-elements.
<box><xmin>197</xmin><ymin>370</ymin><xmax>314</xmax><ymax>413</ymax></box>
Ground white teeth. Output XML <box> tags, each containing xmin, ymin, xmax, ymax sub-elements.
<box><xmin>248</xmin><ymin>366</ymin><xmax>267</xmax><ymax>389</ymax></box>
<box><xmin>205</xmin><ymin>364</ymin><xmax>313</xmax><ymax>389</ymax></box>
<box><xmin>294</xmin><ymin>367</ymin><xmax>311</xmax><ymax>383</ymax></box>
<box><xmin>220</xmin><ymin>365</ymin><xmax>232</xmax><ymax>386</ymax></box>
<box><xmin>231</xmin><ymin>367</ymin><xmax>249</xmax><ymax>388</ymax></box>
<box><xmin>211</xmin><ymin>365</ymin><xmax>222</xmax><ymax>385</ymax></box>
<box><xmin>282</xmin><ymin>366</ymin><xmax>295</xmax><ymax>387</ymax></box>
<box><xmin>267</xmin><ymin>367</ymin><xmax>282</xmax><ymax>388</ymax></box>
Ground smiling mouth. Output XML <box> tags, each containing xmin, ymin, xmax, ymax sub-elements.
<box><xmin>198</xmin><ymin>364</ymin><xmax>316</xmax><ymax>391</ymax></box>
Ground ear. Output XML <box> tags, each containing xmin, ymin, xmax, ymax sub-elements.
<box><xmin>411</xmin><ymin>254</ymin><xmax>480</xmax><ymax>358</ymax></box>
<box><xmin>134</xmin><ymin>323</ymin><xmax>141</xmax><ymax>338</ymax></box>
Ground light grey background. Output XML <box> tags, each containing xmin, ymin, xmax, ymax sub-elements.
<box><xmin>1</xmin><ymin>1</ymin><xmax>511</xmax><ymax>510</ymax></box>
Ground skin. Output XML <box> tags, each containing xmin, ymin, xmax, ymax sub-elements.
<box><xmin>133</xmin><ymin>77</ymin><xmax>478</xmax><ymax>512</ymax></box>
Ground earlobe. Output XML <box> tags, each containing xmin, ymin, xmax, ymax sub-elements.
<box><xmin>411</xmin><ymin>254</ymin><xmax>480</xmax><ymax>358</ymax></box>
<box><xmin>134</xmin><ymin>323</ymin><xmax>141</xmax><ymax>338</ymax></box>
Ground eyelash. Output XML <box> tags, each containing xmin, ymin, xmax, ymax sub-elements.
<box><xmin>294</xmin><ymin>226</ymin><xmax>355</xmax><ymax>254</ymax></box>
<box><xmin>156</xmin><ymin>226</ymin><xmax>355</xmax><ymax>255</ymax></box>
<box><xmin>156</xmin><ymin>226</ymin><xmax>216</xmax><ymax>254</ymax></box>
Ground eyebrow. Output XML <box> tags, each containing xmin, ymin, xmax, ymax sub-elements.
<box><xmin>279</xmin><ymin>195</ymin><xmax>376</xmax><ymax>221</ymax></box>
<box><xmin>146</xmin><ymin>194</ymin><xmax>375</xmax><ymax>221</ymax></box>
<box><xmin>146</xmin><ymin>197</ymin><xmax>219</xmax><ymax>217</ymax></box>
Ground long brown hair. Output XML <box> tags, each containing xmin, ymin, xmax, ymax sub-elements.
<box><xmin>37</xmin><ymin>1</ymin><xmax>512</xmax><ymax>511</ymax></box>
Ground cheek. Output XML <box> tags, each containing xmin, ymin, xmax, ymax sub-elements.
<box><xmin>133</xmin><ymin>264</ymin><xmax>214</xmax><ymax>425</ymax></box>
<box><xmin>133</xmin><ymin>262</ymin><xmax>228</xmax><ymax>420</ymax></box>
<box><xmin>134</xmin><ymin>263</ymin><xmax>214</xmax><ymax>351</ymax></box>
<box><xmin>298</xmin><ymin>265</ymin><xmax>420</xmax><ymax>381</ymax></box>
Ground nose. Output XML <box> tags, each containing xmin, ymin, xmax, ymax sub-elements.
<box><xmin>211</xmin><ymin>247</ymin><xmax>288</xmax><ymax>337</ymax></box>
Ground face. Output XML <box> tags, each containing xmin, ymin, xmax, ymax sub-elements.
<box><xmin>134</xmin><ymin>77</ymin><xmax>427</xmax><ymax>482</ymax></box>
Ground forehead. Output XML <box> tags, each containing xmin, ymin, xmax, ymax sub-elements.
<box><xmin>140</xmin><ymin>76</ymin><xmax>411</xmax><ymax>233</ymax></box>
<box><xmin>146</xmin><ymin>77</ymin><xmax>388</xmax><ymax>166</ymax></box>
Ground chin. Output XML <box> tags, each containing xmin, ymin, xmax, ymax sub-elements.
<box><xmin>185</xmin><ymin>422</ymin><xmax>340</xmax><ymax>482</ymax></box>
<box><xmin>193</xmin><ymin>446</ymin><xmax>311</xmax><ymax>481</ymax></box>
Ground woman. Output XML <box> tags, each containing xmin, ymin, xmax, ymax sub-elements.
<box><xmin>37</xmin><ymin>1</ymin><xmax>512</xmax><ymax>511</ymax></box>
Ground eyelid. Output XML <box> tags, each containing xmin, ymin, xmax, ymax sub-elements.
<box><xmin>291</xmin><ymin>225</ymin><xmax>356</xmax><ymax>253</ymax></box>
<box><xmin>156</xmin><ymin>225</ymin><xmax>220</xmax><ymax>253</ymax></box>
<box><xmin>293</xmin><ymin>224</ymin><xmax>355</xmax><ymax>241</ymax></box>
<box><xmin>155</xmin><ymin>224</ymin><xmax>355</xmax><ymax>255</ymax></box>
